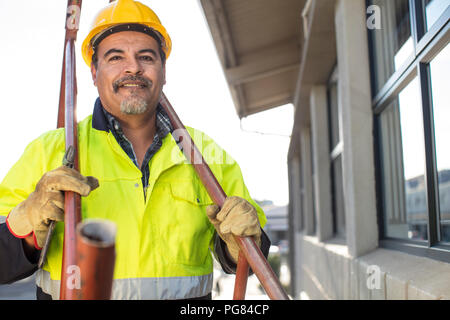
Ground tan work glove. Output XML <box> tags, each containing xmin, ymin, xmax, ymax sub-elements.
<box><xmin>206</xmin><ymin>196</ymin><xmax>261</xmax><ymax>263</ymax></box>
<box><xmin>6</xmin><ymin>166</ymin><xmax>99</xmax><ymax>249</ymax></box>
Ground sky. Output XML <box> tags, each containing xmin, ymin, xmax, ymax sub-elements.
<box><xmin>0</xmin><ymin>0</ymin><xmax>293</xmax><ymax>206</ymax></box>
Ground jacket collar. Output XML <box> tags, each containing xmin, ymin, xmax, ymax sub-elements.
<box><xmin>92</xmin><ymin>97</ymin><xmax>110</xmax><ymax>132</ymax></box>
<box><xmin>91</xmin><ymin>97</ymin><xmax>173</xmax><ymax>134</ymax></box>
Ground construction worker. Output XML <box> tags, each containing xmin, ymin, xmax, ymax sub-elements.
<box><xmin>0</xmin><ymin>0</ymin><xmax>269</xmax><ymax>299</ymax></box>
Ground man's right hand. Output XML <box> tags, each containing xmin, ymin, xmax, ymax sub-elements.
<box><xmin>6</xmin><ymin>166</ymin><xmax>99</xmax><ymax>249</ymax></box>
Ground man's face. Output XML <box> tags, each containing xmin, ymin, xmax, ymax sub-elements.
<box><xmin>91</xmin><ymin>31</ymin><xmax>166</xmax><ymax>117</ymax></box>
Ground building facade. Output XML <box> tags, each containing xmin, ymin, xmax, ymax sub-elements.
<box><xmin>201</xmin><ymin>0</ymin><xmax>449</xmax><ymax>299</ymax></box>
<box><xmin>288</xmin><ymin>0</ymin><xmax>449</xmax><ymax>299</ymax></box>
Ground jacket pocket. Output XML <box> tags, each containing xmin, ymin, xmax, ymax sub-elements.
<box><xmin>158</xmin><ymin>181</ymin><xmax>215</xmax><ymax>267</ymax></box>
<box><xmin>169</xmin><ymin>180</ymin><xmax>214</xmax><ymax>206</ymax></box>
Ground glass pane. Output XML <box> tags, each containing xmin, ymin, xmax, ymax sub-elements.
<box><xmin>369</xmin><ymin>0</ymin><xmax>413</xmax><ymax>94</ymax></box>
<box><xmin>332</xmin><ymin>155</ymin><xmax>345</xmax><ymax>238</ymax></box>
<box><xmin>310</xmin><ymin>132</ymin><xmax>316</xmax><ymax>234</ymax></box>
<box><xmin>423</xmin><ymin>0</ymin><xmax>450</xmax><ymax>31</ymax></box>
<box><xmin>379</xmin><ymin>77</ymin><xmax>427</xmax><ymax>240</ymax></box>
<box><xmin>429</xmin><ymin>44</ymin><xmax>450</xmax><ymax>242</ymax></box>
<box><xmin>328</xmin><ymin>81</ymin><xmax>340</xmax><ymax>149</ymax></box>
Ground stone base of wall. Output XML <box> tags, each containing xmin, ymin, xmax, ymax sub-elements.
<box><xmin>298</xmin><ymin>235</ymin><xmax>450</xmax><ymax>300</ymax></box>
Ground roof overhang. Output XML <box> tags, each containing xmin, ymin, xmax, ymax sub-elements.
<box><xmin>199</xmin><ymin>0</ymin><xmax>305</xmax><ymax>118</ymax></box>
<box><xmin>293</xmin><ymin>0</ymin><xmax>337</xmax><ymax>127</ymax></box>
<box><xmin>288</xmin><ymin>0</ymin><xmax>337</xmax><ymax>159</ymax></box>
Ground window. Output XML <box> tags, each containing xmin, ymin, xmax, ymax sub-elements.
<box><xmin>310</xmin><ymin>130</ymin><xmax>317</xmax><ymax>235</ymax></box>
<box><xmin>369</xmin><ymin>0</ymin><xmax>450</xmax><ymax>260</ymax></box>
<box><xmin>288</xmin><ymin>155</ymin><xmax>304</xmax><ymax>233</ymax></box>
<box><xmin>331</xmin><ymin>155</ymin><xmax>345</xmax><ymax>237</ymax></box>
<box><xmin>288</xmin><ymin>153</ymin><xmax>304</xmax><ymax>233</ymax></box>
<box><xmin>299</xmin><ymin>158</ymin><xmax>305</xmax><ymax>232</ymax></box>
<box><xmin>378</xmin><ymin>77</ymin><xmax>427</xmax><ymax>240</ymax></box>
<box><xmin>369</xmin><ymin>0</ymin><xmax>413</xmax><ymax>95</ymax></box>
<box><xmin>327</xmin><ymin>67</ymin><xmax>346</xmax><ymax>238</ymax></box>
<box><xmin>429</xmin><ymin>44</ymin><xmax>450</xmax><ymax>242</ymax></box>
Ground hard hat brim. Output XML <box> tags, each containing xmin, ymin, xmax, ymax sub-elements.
<box><xmin>82</xmin><ymin>22</ymin><xmax>171</xmax><ymax>67</ymax></box>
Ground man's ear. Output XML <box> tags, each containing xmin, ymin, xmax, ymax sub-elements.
<box><xmin>91</xmin><ymin>63</ymin><xmax>97</xmax><ymax>87</ymax></box>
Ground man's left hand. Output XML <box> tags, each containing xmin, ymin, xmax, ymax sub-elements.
<box><xmin>206</xmin><ymin>196</ymin><xmax>261</xmax><ymax>263</ymax></box>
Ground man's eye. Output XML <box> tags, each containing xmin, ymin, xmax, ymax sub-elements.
<box><xmin>109</xmin><ymin>56</ymin><xmax>122</xmax><ymax>62</ymax></box>
<box><xmin>140</xmin><ymin>56</ymin><xmax>154</xmax><ymax>62</ymax></box>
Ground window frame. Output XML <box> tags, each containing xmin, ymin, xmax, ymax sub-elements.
<box><xmin>326</xmin><ymin>65</ymin><xmax>346</xmax><ymax>238</ymax></box>
<box><xmin>367</xmin><ymin>0</ymin><xmax>450</xmax><ymax>261</ymax></box>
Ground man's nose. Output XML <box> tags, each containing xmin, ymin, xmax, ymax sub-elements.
<box><xmin>124</xmin><ymin>57</ymin><xmax>143</xmax><ymax>75</ymax></box>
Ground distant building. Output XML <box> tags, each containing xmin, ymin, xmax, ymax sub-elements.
<box><xmin>258</xmin><ymin>202</ymin><xmax>288</xmax><ymax>246</ymax></box>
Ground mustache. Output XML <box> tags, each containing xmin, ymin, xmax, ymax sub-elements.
<box><xmin>112</xmin><ymin>75</ymin><xmax>152</xmax><ymax>93</ymax></box>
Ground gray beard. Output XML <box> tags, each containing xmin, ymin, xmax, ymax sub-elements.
<box><xmin>120</xmin><ymin>95</ymin><xmax>148</xmax><ymax>115</ymax></box>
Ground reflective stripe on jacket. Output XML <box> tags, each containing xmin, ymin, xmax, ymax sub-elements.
<box><xmin>0</xmin><ymin>106</ymin><xmax>266</xmax><ymax>300</ymax></box>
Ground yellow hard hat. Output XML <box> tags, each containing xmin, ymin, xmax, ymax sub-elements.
<box><xmin>81</xmin><ymin>0</ymin><xmax>172</xmax><ymax>67</ymax></box>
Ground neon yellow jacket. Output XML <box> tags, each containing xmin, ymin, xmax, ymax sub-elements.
<box><xmin>0</xmin><ymin>106</ymin><xmax>266</xmax><ymax>299</ymax></box>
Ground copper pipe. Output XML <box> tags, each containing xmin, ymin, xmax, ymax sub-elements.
<box><xmin>159</xmin><ymin>93</ymin><xmax>289</xmax><ymax>300</ymax></box>
<box><xmin>75</xmin><ymin>219</ymin><xmax>117</xmax><ymax>300</ymax></box>
<box><xmin>58</xmin><ymin>0</ymin><xmax>83</xmax><ymax>300</ymax></box>
<box><xmin>233</xmin><ymin>251</ymin><xmax>249</xmax><ymax>300</ymax></box>
<box><xmin>57</xmin><ymin>53</ymin><xmax>66</xmax><ymax>129</ymax></box>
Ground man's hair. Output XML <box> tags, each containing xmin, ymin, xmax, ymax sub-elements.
<box><xmin>91</xmin><ymin>24</ymin><xmax>167</xmax><ymax>69</ymax></box>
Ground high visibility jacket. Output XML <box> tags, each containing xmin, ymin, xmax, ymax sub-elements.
<box><xmin>0</xmin><ymin>105</ymin><xmax>266</xmax><ymax>299</ymax></box>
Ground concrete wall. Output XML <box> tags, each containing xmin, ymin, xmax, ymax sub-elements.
<box><xmin>334</xmin><ymin>0</ymin><xmax>378</xmax><ymax>258</ymax></box>
<box><xmin>299</xmin><ymin>236</ymin><xmax>450</xmax><ymax>300</ymax></box>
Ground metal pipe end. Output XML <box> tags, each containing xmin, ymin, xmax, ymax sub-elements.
<box><xmin>77</xmin><ymin>219</ymin><xmax>117</xmax><ymax>248</ymax></box>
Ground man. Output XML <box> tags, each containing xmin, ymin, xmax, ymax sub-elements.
<box><xmin>0</xmin><ymin>0</ymin><xmax>269</xmax><ymax>299</ymax></box>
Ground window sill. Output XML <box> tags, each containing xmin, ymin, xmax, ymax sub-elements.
<box><xmin>298</xmin><ymin>235</ymin><xmax>450</xmax><ymax>299</ymax></box>
<box><xmin>380</xmin><ymin>238</ymin><xmax>450</xmax><ymax>264</ymax></box>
